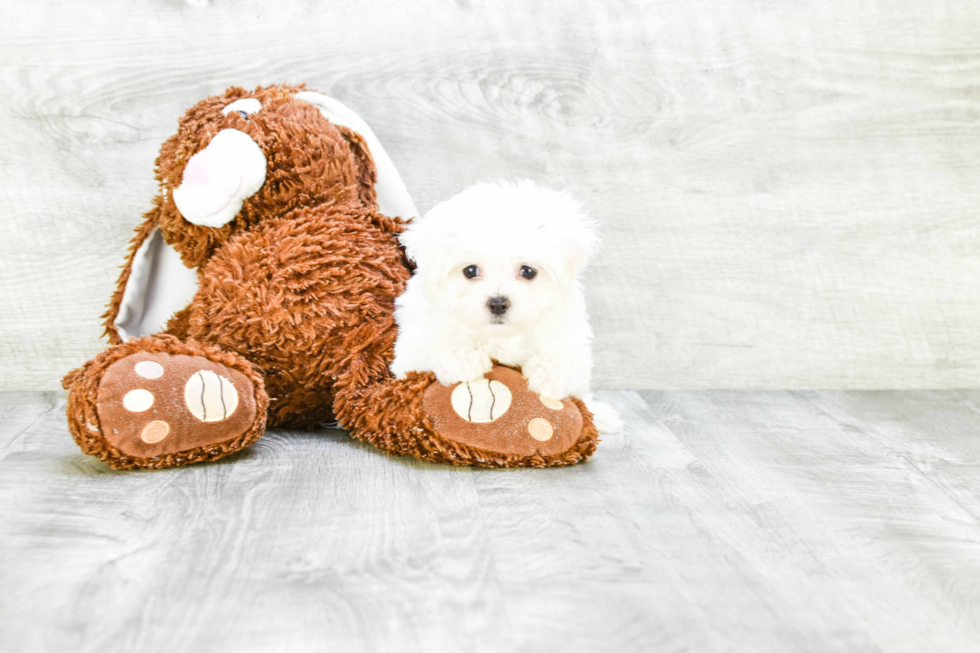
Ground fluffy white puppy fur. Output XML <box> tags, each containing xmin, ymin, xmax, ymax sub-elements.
<box><xmin>390</xmin><ymin>180</ymin><xmax>621</xmax><ymax>434</ymax></box>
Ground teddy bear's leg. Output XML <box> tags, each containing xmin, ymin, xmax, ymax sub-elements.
<box><xmin>332</xmin><ymin>366</ymin><xmax>600</xmax><ymax>468</ymax></box>
<box><xmin>62</xmin><ymin>335</ymin><xmax>268</xmax><ymax>470</ymax></box>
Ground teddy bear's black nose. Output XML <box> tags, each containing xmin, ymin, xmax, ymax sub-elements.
<box><xmin>487</xmin><ymin>296</ymin><xmax>511</xmax><ymax>316</ymax></box>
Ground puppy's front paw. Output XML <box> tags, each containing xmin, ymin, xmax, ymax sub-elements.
<box><xmin>524</xmin><ymin>363</ymin><xmax>582</xmax><ymax>401</ymax></box>
<box><xmin>389</xmin><ymin>359</ymin><xmax>410</xmax><ymax>380</ymax></box>
<box><xmin>434</xmin><ymin>350</ymin><xmax>493</xmax><ymax>386</ymax></box>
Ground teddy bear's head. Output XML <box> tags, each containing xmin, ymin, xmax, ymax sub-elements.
<box><xmin>152</xmin><ymin>84</ymin><xmax>378</xmax><ymax>268</ymax></box>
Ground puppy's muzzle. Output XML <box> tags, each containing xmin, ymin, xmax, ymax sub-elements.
<box><xmin>487</xmin><ymin>296</ymin><xmax>511</xmax><ymax>316</ymax></box>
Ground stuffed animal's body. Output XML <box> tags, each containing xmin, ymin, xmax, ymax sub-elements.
<box><xmin>62</xmin><ymin>84</ymin><xmax>599</xmax><ymax>470</ymax></box>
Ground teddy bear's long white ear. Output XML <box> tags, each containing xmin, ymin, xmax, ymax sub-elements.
<box><xmin>293</xmin><ymin>92</ymin><xmax>418</xmax><ymax>220</ymax></box>
<box><xmin>115</xmin><ymin>228</ymin><xmax>199</xmax><ymax>341</ymax></box>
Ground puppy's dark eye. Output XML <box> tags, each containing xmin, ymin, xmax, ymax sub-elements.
<box><xmin>463</xmin><ymin>265</ymin><xmax>480</xmax><ymax>279</ymax></box>
<box><xmin>520</xmin><ymin>265</ymin><xmax>537</xmax><ymax>280</ymax></box>
<box><xmin>237</xmin><ymin>110</ymin><xmax>249</xmax><ymax>119</ymax></box>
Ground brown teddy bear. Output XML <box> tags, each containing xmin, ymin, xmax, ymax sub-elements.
<box><xmin>62</xmin><ymin>84</ymin><xmax>599</xmax><ymax>470</ymax></box>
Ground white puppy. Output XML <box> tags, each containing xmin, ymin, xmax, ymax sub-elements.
<box><xmin>391</xmin><ymin>180</ymin><xmax>621</xmax><ymax>433</ymax></box>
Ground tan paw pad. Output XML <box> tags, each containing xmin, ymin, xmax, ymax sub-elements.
<box><xmin>539</xmin><ymin>396</ymin><xmax>564</xmax><ymax>410</ymax></box>
<box><xmin>140</xmin><ymin>420</ymin><xmax>170</xmax><ymax>443</ymax></box>
<box><xmin>123</xmin><ymin>389</ymin><xmax>154</xmax><ymax>412</ymax></box>
<box><xmin>184</xmin><ymin>370</ymin><xmax>239</xmax><ymax>422</ymax></box>
<box><xmin>134</xmin><ymin>360</ymin><xmax>164</xmax><ymax>379</ymax></box>
<box><xmin>451</xmin><ymin>379</ymin><xmax>512</xmax><ymax>423</ymax></box>
<box><xmin>527</xmin><ymin>417</ymin><xmax>554</xmax><ymax>441</ymax></box>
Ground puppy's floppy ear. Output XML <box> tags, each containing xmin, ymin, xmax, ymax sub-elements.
<box><xmin>398</xmin><ymin>204</ymin><xmax>450</xmax><ymax>279</ymax></box>
<box><xmin>400</xmin><ymin>189</ymin><xmax>482</xmax><ymax>280</ymax></box>
<box><xmin>398</xmin><ymin>216</ymin><xmax>423</xmax><ymax>264</ymax></box>
<box><xmin>552</xmin><ymin>190</ymin><xmax>601</xmax><ymax>284</ymax></box>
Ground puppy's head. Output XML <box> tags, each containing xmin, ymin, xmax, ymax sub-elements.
<box><xmin>401</xmin><ymin>180</ymin><xmax>599</xmax><ymax>329</ymax></box>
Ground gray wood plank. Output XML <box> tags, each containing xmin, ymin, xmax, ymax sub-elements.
<box><xmin>796</xmin><ymin>389</ymin><xmax>980</xmax><ymax>529</ymax></box>
<box><xmin>2</xmin><ymin>390</ymin><xmax>980</xmax><ymax>652</ymax></box>
<box><xmin>640</xmin><ymin>389</ymin><xmax>980</xmax><ymax>652</ymax></box>
<box><xmin>5</xmin><ymin>0</ymin><xmax>980</xmax><ymax>390</ymax></box>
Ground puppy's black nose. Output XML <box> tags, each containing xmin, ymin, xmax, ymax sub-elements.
<box><xmin>487</xmin><ymin>296</ymin><xmax>511</xmax><ymax>316</ymax></box>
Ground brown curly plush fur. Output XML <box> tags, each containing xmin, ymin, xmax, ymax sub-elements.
<box><xmin>64</xmin><ymin>84</ymin><xmax>599</xmax><ymax>470</ymax></box>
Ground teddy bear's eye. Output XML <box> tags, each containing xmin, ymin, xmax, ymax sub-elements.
<box><xmin>463</xmin><ymin>265</ymin><xmax>480</xmax><ymax>279</ymax></box>
<box><xmin>519</xmin><ymin>265</ymin><xmax>537</xmax><ymax>280</ymax></box>
<box><xmin>221</xmin><ymin>98</ymin><xmax>262</xmax><ymax>117</ymax></box>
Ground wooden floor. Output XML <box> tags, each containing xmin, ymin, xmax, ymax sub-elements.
<box><xmin>1</xmin><ymin>390</ymin><xmax>979</xmax><ymax>652</ymax></box>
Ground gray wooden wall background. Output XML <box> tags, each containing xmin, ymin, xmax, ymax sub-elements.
<box><xmin>2</xmin><ymin>0</ymin><xmax>980</xmax><ymax>391</ymax></box>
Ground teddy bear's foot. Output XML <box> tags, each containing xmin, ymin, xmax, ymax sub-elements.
<box><xmin>421</xmin><ymin>366</ymin><xmax>598</xmax><ymax>466</ymax></box>
<box><xmin>63</xmin><ymin>336</ymin><xmax>268</xmax><ymax>470</ymax></box>
<box><xmin>335</xmin><ymin>365</ymin><xmax>599</xmax><ymax>468</ymax></box>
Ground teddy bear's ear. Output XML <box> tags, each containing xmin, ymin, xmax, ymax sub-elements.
<box><xmin>294</xmin><ymin>91</ymin><xmax>378</xmax><ymax>206</ymax></box>
<box><xmin>292</xmin><ymin>91</ymin><xmax>418</xmax><ymax>220</ymax></box>
<box><xmin>103</xmin><ymin>196</ymin><xmax>200</xmax><ymax>345</ymax></box>
<box><xmin>101</xmin><ymin>204</ymin><xmax>161</xmax><ymax>344</ymax></box>
<box><xmin>332</xmin><ymin>123</ymin><xmax>378</xmax><ymax>208</ymax></box>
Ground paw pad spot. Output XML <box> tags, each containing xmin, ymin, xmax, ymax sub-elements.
<box><xmin>184</xmin><ymin>370</ymin><xmax>239</xmax><ymax>422</ymax></box>
<box><xmin>539</xmin><ymin>396</ymin><xmax>564</xmax><ymax>410</ymax></box>
<box><xmin>527</xmin><ymin>417</ymin><xmax>554</xmax><ymax>441</ymax></box>
<box><xmin>134</xmin><ymin>360</ymin><xmax>164</xmax><ymax>379</ymax></box>
<box><xmin>140</xmin><ymin>420</ymin><xmax>170</xmax><ymax>444</ymax></box>
<box><xmin>123</xmin><ymin>389</ymin><xmax>154</xmax><ymax>412</ymax></box>
<box><xmin>451</xmin><ymin>379</ymin><xmax>512</xmax><ymax>423</ymax></box>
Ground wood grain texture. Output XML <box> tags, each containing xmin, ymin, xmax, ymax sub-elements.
<box><xmin>2</xmin><ymin>389</ymin><xmax>980</xmax><ymax>652</ymax></box>
<box><xmin>3</xmin><ymin>0</ymin><xmax>980</xmax><ymax>390</ymax></box>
